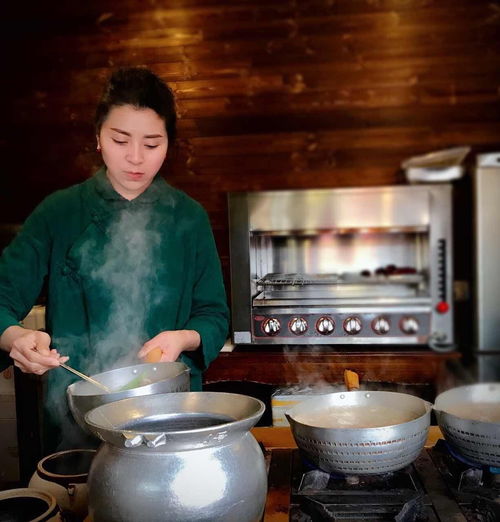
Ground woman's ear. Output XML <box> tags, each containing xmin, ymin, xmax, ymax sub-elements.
<box><xmin>96</xmin><ymin>135</ymin><xmax>101</xmax><ymax>152</ymax></box>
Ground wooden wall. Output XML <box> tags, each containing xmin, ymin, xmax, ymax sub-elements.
<box><xmin>1</xmin><ymin>0</ymin><xmax>500</xmax><ymax>294</ymax></box>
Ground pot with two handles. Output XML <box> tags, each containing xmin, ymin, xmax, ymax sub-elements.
<box><xmin>83</xmin><ymin>391</ymin><xmax>267</xmax><ymax>522</ymax></box>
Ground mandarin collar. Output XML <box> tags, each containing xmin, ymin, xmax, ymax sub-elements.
<box><xmin>93</xmin><ymin>166</ymin><xmax>166</xmax><ymax>205</ymax></box>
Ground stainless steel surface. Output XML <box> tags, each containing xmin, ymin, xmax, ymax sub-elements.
<box><xmin>286</xmin><ymin>391</ymin><xmax>431</xmax><ymax>475</ymax></box>
<box><xmin>229</xmin><ymin>185</ymin><xmax>454</xmax><ymax>347</ymax></box>
<box><xmin>247</xmin><ymin>186</ymin><xmax>431</xmax><ymax>231</ymax></box>
<box><xmin>85</xmin><ymin>392</ymin><xmax>267</xmax><ymax>522</ymax></box>
<box><xmin>474</xmin><ymin>154</ymin><xmax>500</xmax><ymax>380</ymax></box>
<box><xmin>253</xmin><ymin>307</ymin><xmax>431</xmax><ymax>344</ymax></box>
<box><xmin>67</xmin><ymin>362</ymin><xmax>190</xmax><ymax>432</ymax></box>
<box><xmin>434</xmin><ymin>382</ymin><xmax>500</xmax><ymax>467</ymax></box>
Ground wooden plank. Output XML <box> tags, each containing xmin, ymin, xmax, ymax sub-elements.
<box><xmin>263</xmin><ymin>449</ymin><xmax>292</xmax><ymax>522</ymax></box>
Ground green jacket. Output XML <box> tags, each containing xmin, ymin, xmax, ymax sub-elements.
<box><xmin>0</xmin><ymin>168</ymin><xmax>228</xmax><ymax>449</ymax></box>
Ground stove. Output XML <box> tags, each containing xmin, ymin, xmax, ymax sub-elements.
<box><xmin>264</xmin><ymin>441</ymin><xmax>500</xmax><ymax>521</ymax></box>
<box><xmin>228</xmin><ymin>186</ymin><xmax>454</xmax><ymax>349</ymax></box>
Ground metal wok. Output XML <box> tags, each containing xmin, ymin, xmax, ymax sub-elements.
<box><xmin>434</xmin><ymin>382</ymin><xmax>500</xmax><ymax>467</ymax></box>
<box><xmin>286</xmin><ymin>390</ymin><xmax>431</xmax><ymax>475</ymax></box>
<box><xmin>67</xmin><ymin>361</ymin><xmax>190</xmax><ymax>432</ymax></box>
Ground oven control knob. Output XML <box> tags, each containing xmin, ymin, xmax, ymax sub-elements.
<box><xmin>372</xmin><ymin>317</ymin><xmax>390</xmax><ymax>335</ymax></box>
<box><xmin>316</xmin><ymin>316</ymin><xmax>335</xmax><ymax>335</ymax></box>
<box><xmin>343</xmin><ymin>316</ymin><xmax>362</xmax><ymax>335</ymax></box>
<box><xmin>400</xmin><ymin>317</ymin><xmax>419</xmax><ymax>335</ymax></box>
<box><xmin>289</xmin><ymin>317</ymin><xmax>308</xmax><ymax>335</ymax></box>
<box><xmin>262</xmin><ymin>318</ymin><xmax>281</xmax><ymax>336</ymax></box>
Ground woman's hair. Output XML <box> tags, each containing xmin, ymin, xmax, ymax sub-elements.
<box><xmin>95</xmin><ymin>67</ymin><xmax>177</xmax><ymax>142</ymax></box>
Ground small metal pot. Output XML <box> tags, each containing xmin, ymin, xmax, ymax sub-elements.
<box><xmin>286</xmin><ymin>390</ymin><xmax>431</xmax><ymax>475</ymax></box>
<box><xmin>67</xmin><ymin>362</ymin><xmax>190</xmax><ymax>432</ymax></box>
<box><xmin>84</xmin><ymin>392</ymin><xmax>267</xmax><ymax>522</ymax></box>
<box><xmin>434</xmin><ymin>382</ymin><xmax>500</xmax><ymax>466</ymax></box>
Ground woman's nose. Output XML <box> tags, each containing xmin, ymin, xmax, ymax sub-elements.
<box><xmin>127</xmin><ymin>142</ymin><xmax>143</xmax><ymax>164</ymax></box>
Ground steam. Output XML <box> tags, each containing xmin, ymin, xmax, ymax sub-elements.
<box><xmin>48</xmin><ymin>204</ymin><xmax>164</xmax><ymax>452</ymax></box>
<box><xmin>281</xmin><ymin>343</ymin><xmax>341</xmax><ymax>391</ymax></box>
<box><xmin>85</xmin><ymin>207</ymin><xmax>161</xmax><ymax>374</ymax></box>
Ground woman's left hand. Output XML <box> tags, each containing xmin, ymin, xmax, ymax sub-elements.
<box><xmin>138</xmin><ymin>330</ymin><xmax>201</xmax><ymax>363</ymax></box>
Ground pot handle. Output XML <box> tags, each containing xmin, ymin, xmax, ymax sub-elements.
<box><xmin>344</xmin><ymin>369</ymin><xmax>360</xmax><ymax>391</ymax></box>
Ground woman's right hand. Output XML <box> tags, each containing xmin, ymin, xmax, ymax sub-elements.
<box><xmin>1</xmin><ymin>325</ymin><xmax>68</xmax><ymax>375</ymax></box>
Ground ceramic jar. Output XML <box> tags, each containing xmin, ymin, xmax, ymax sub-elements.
<box><xmin>29</xmin><ymin>449</ymin><xmax>96</xmax><ymax>521</ymax></box>
<box><xmin>0</xmin><ymin>488</ymin><xmax>61</xmax><ymax>521</ymax></box>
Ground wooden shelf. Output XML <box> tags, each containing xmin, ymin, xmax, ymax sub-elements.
<box><xmin>204</xmin><ymin>348</ymin><xmax>461</xmax><ymax>387</ymax></box>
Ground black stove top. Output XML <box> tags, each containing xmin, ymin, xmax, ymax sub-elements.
<box><xmin>267</xmin><ymin>440</ymin><xmax>500</xmax><ymax>521</ymax></box>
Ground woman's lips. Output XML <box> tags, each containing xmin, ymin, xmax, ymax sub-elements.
<box><xmin>126</xmin><ymin>171</ymin><xmax>145</xmax><ymax>180</ymax></box>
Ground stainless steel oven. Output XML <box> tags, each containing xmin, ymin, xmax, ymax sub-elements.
<box><xmin>228</xmin><ymin>185</ymin><xmax>453</xmax><ymax>349</ymax></box>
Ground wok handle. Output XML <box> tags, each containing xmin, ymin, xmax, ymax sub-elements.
<box><xmin>344</xmin><ymin>369</ymin><xmax>360</xmax><ymax>391</ymax></box>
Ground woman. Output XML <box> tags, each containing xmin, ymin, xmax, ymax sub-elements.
<box><xmin>0</xmin><ymin>68</ymin><xmax>229</xmax><ymax>452</ymax></box>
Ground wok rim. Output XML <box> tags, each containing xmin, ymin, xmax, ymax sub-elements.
<box><xmin>433</xmin><ymin>381</ymin><xmax>500</xmax><ymax>428</ymax></box>
<box><xmin>84</xmin><ymin>391</ymin><xmax>266</xmax><ymax>438</ymax></box>
<box><xmin>66</xmin><ymin>361</ymin><xmax>190</xmax><ymax>398</ymax></box>
<box><xmin>286</xmin><ymin>390</ymin><xmax>432</xmax><ymax>432</ymax></box>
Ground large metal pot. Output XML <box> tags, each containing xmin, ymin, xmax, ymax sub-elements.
<box><xmin>434</xmin><ymin>382</ymin><xmax>500</xmax><ymax>467</ymax></box>
<box><xmin>286</xmin><ymin>390</ymin><xmax>431</xmax><ymax>475</ymax></box>
<box><xmin>84</xmin><ymin>392</ymin><xmax>267</xmax><ymax>522</ymax></box>
<box><xmin>67</xmin><ymin>361</ymin><xmax>190</xmax><ymax>431</ymax></box>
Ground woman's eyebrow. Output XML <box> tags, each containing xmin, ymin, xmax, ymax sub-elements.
<box><xmin>110</xmin><ymin>127</ymin><xmax>164</xmax><ymax>139</ymax></box>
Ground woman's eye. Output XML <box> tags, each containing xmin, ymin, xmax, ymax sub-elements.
<box><xmin>112</xmin><ymin>139</ymin><xmax>127</xmax><ymax>145</ymax></box>
<box><xmin>145</xmin><ymin>144</ymin><xmax>159</xmax><ymax>149</ymax></box>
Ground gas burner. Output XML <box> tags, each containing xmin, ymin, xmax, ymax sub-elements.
<box><xmin>431</xmin><ymin>439</ymin><xmax>500</xmax><ymax>494</ymax></box>
<box><xmin>292</xmin><ymin>494</ymin><xmax>429</xmax><ymax>522</ymax></box>
<box><xmin>267</xmin><ymin>446</ymin><xmax>500</xmax><ymax>522</ymax></box>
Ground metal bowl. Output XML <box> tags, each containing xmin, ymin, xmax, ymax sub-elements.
<box><xmin>434</xmin><ymin>382</ymin><xmax>500</xmax><ymax>467</ymax></box>
<box><xmin>286</xmin><ymin>390</ymin><xmax>431</xmax><ymax>475</ymax></box>
<box><xmin>67</xmin><ymin>362</ymin><xmax>190</xmax><ymax>432</ymax></box>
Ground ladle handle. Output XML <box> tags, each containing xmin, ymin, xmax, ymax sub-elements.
<box><xmin>344</xmin><ymin>369</ymin><xmax>360</xmax><ymax>391</ymax></box>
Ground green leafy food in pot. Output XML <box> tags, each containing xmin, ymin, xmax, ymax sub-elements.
<box><xmin>115</xmin><ymin>373</ymin><xmax>153</xmax><ymax>392</ymax></box>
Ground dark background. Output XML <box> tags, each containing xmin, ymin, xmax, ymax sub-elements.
<box><xmin>1</xmin><ymin>0</ymin><xmax>499</xmax><ymax>353</ymax></box>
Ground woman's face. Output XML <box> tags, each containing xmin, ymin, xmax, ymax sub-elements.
<box><xmin>97</xmin><ymin>104</ymin><xmax>168</xmax><ymax>200</ymax></box>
